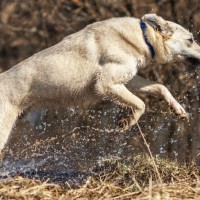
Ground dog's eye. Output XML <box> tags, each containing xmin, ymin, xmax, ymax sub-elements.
<box><xmin>187</xmin><ymin>38</ymin><xmax>193</xmax><ymax>43</ymax></box>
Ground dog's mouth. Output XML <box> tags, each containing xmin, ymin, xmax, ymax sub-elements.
<box><xmin>186</xmin><ymin>57</ymin><xmax>200</xmax><ymax>66</ymax></box>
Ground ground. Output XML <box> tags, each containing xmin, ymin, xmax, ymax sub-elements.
<box><xmin>0</xmin><ymin>155</ymin><xmax>200</xmax><ymax>200</ymax></box>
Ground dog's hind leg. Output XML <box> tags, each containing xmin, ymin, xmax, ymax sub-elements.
<box><xmin>0</xmin><ymin>101</ymin><xmax>19</xmax><ymax>153</ymax></box>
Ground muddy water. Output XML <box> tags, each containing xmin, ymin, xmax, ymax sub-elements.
<box><xmin>0</xmin><ymin>101</ymin><xmax>200</xmax><ymax>184</ymax></box>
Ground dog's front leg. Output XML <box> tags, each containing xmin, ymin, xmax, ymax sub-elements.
<box><xmin>96</xmin><ymin>82</ymin><xmax>145</xmax><ymax>131</ymax></box>
<box><xmin>127</xmin><ymin>75</ymin><xmax>189</xmax><ymax>119</ymax></box>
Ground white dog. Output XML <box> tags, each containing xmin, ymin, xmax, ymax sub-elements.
<box><xmin>0</xmin><ymin>13</ymin><xmax>199</xmax><ymax>152</ymax></box>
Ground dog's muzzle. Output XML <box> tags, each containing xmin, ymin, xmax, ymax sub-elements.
<box><xmin>186</xmin><ymin>57</ymin><xmax>200</xmax><ymax>66</ymax></box>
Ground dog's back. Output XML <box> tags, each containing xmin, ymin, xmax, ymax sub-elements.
<box><xmin>0</xmin><ymin>17</ymin><xmax>144</xmax><ymax>108</ymax></box>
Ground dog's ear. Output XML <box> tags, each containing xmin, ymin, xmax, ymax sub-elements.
<box><xmin>142</xmin><ymin>13</ymin><xmax>170</xmax><ymax>33</ymax></box>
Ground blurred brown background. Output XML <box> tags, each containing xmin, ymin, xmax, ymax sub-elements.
<box><xmin>0</xmin><ymin>0</ymin><xmax>200</xmax><ymax>172</ymax></box>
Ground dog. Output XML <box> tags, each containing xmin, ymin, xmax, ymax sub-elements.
<box><xmin>0</xmin><ymin>13</ymin><xmax>199</xmax><ymax>153</ymax></box>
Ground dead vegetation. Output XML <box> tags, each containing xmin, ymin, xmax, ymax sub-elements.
<box><xmin>1</xmin><ymin>0</ymin><xmax>199</xmax><ymax>158</ymax></box>
<box><xmin>0</xmin><ymin>1</ymin><xmax>200</xmax><ymax>199</ymax></box>
<box><xmin>0</xmin><ymin>155</ymin><xmax>200</xmax><ymax>200</ymax></box>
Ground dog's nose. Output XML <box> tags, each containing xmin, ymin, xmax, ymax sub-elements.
<box><xmin>187</xmin><ymin>57</ymin><xmax>200</xmax><ymax>66</ymax></box>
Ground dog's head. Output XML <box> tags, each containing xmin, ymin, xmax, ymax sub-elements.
<box><xmin>142</xmin><ymin>13</ymin><xmax>200</xmax><ymax>65</ymax></box>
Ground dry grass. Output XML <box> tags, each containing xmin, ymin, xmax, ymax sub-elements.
<box><xmin>0</xmin><ymin>155</ymin><xmax>200</xmax><ymax>200</ymax></box>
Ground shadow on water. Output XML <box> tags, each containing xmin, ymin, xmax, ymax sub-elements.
<box><xmin>0</xmin><ymin>101</ymin><xmax>199</xmax><ymax>185</ymax></box>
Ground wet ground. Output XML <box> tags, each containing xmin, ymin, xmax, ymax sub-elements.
<box><xmin>0</xmin><ymin>102</ymin><xmax>200</xmax><ymax>185</ymax></box>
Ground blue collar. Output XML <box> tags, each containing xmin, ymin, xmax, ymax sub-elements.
<box><xmin>140</xmin><ymin>21</ymin><xmax>155</xmax><ymax>59</ymax></box>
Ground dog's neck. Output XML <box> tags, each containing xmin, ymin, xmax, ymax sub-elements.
<box><xmin>140</xmin><ymin>20</ymin><xmax>171</xmax><ymax>64</ymax></box>
<box><xmin>140</xmin><ymin>21</ymin><xmax>155</xmax><ymax>59</ymax></box>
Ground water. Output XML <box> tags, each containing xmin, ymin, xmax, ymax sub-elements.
<box><xmin>0</xmin><ymin>101</ymin><xmax>199</xmax><ymax>184</ymax></box>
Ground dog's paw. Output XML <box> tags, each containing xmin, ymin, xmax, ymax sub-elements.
<box><xmin>179</xmin><ymin>111</ymin><xmax>190</xmax><ymax>120</ymax></box>
<box><xmin>171</xmin><ymin>101</ymin><xmax>189</xmax><ymax>120</ymax></box>
<box><xmin>171</xmin><ymin>103</ymin><xmax>189</xmax><ymax>120</ymax></box>
<box><xmin>118</xmin><ymin>118</ymin><xmax>129</xmax><ymax>132</ymax></box>
<box><xmin>117</xmin><ymin>117</ymin><xmax>136</xmax><ymax>132</ymax></box>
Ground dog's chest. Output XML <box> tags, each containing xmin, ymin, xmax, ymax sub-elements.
<box><xmin>121</xmin><ymin>56</ymin><xmax>147</xmax><ymax>83</ymax></box>
<box><xmin>136</xmin><ymin>56</ymin><xmax>148</xmax><ymax>69</ymax></box>
<box><xmin>120</xmin><ymin>63</ymin><xmax>138</xmax><ymax>83</ymax></box>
